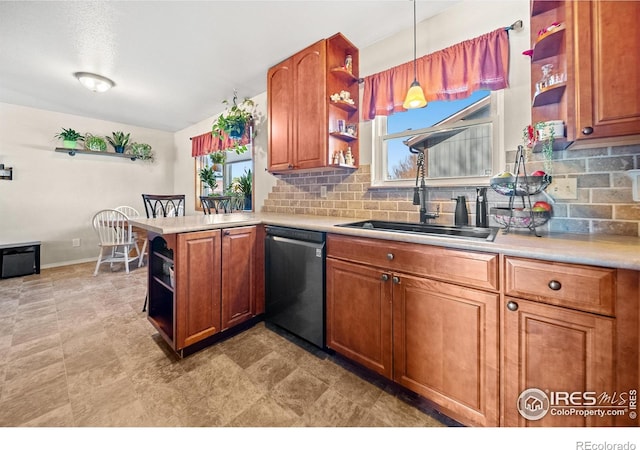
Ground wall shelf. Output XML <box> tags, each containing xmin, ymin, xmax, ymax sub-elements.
<box><xmin>330</xmin><ymin>100</ymin><xmax>357</xmax><ymax>113</ymax></box>
<box><xmin>55</xmin><ymin>147</ymin><xmax>138</xmax><ymax>161</ymax></box>
<box><xmin>329</xmin><ymin>67</ymin><xmax>362</xmax><ymax>84</ymax></box>
<box><xmin>329</xmin><ymin>131</ymin><xmax>358</xmax><ymax>142</ymax></box>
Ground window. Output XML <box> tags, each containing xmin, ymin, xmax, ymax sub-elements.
<box><xmin>371</xmin><ymin>90</ymin><xmax>504</xmax><ymax>187</ymax></box>
<box><xmin>194</xmin><ymin>147</ymin><xmax>253</xmax><ymax>207</ymax></box>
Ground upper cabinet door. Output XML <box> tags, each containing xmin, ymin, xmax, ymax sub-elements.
<box><xmin>292</xmin><ymin>40</ymin><xmax>327</xmax><ymax>170</ymax></box>
<box><xmin>573</xmin><ymin>0</ymin><xmax>640</xmax><ymax>140</ymax></box>
<box><xmin>267</xmin><ymin>59</ymin><xmax>293</xmax><ymax>172</ymax></box>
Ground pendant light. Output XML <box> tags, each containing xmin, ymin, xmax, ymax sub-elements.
<box><xmin>403</xmin><ymin>0</ymin><xmax>427</xmax><ymax>109</ymax></box>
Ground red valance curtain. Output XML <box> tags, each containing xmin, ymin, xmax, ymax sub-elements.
<box><xmin>361</xmin><ymin>28</ymin><xmax>510</xmax><ymax>120</ymax></box>
<box><xmin>191</xmin><ymin>130</ymin><xmax>251</xmax><ymax>157</ymax></box>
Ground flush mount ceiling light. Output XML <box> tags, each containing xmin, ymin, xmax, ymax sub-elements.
<box><xmin>403</xmin><ymin>0</ymin><xmax>427</xmax><ymax>109</ymax></box>
<box><xmin>73</xmin><ymin>72</ymin><xmax>115</xmax><ymax>93</ymax></box>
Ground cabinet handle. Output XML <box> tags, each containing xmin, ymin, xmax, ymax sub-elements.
<box><xmin>386</xmin><ymin>253</ymin><xmax>394</xmax><ymax>261</ymax></box>
<box><xmin>392</xmin><ymin>276</ymin><xmax>400</xmax><ymax>284</ymax></box>
<box><xmin>381</xmin><ymin>274</ymin><xmax>389</xmax><ymax>282</ymax></box>
<box><xmin>548</xmin><ymin>280</ymin><xmax>562</xmax><ymax>291</ymax></box>
<box><xmin>507</xmin><ymin>301</ymin><xmax>519</xmax><ymax>312</ymax></box>
<box><xmin>582</xmin><ymin>126</ymin><xmax>594</xmax><ymax>135</ymax></box>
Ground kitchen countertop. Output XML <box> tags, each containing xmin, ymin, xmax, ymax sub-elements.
<box><xmin>129</xmin><ymin>212</ymin><xmax>640</xmax><ymax>271</ymax></box>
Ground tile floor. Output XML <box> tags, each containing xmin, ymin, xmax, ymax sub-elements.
<box><xmin>0</xmin><ymin>262</ymin><xmax>454</xmax><ymax>427</ymax></box>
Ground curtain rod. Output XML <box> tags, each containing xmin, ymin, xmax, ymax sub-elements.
<box><xmin>505</xmin><ymin>20</ymin><xmax>523</xmax><ymax>31</ymax></box>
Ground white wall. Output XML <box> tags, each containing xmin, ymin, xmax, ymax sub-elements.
<box><xmin>358</xmin><ymin>0</ymin><xmax>531</xmax><ymax>166</ymax></box>
<box><xmin>0</xmin><ymin>103</ymin><xmax>174</xmax><ymax>266</ymax></box>
<box><xmin>172</xmin><ymin>91</ymin><xmax>276</xmax><ymax>215</ymax></box>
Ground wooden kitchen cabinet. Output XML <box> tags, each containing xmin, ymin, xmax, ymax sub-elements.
<box><xmin>502</xmin><ymin>256</ymin><xmax>639</xmax><ymax>427</ymax></box>
<box><xmin>326</xmin><ymin>234</ymin><xmax>500</xmax><ymax>427</ymax></box>
<box><xmin>326</xmin><ymin>258</ymin><xmax>393</xmax><ymax>378</ymax></box>
<box><xmin>147</xmin><ymin>226</ymin><xmax>261</xmax><ymax>354</ymax></box>
<box><xmin>221</xmin><ymin>226</ymin><xmax>257</xmax><ymax>330</ymax></box>
<box><xmin>176</xmin><ymin>230</ymin><xmax>222</xmax><ymax>349</ymax></box>
<box><xmin>502</xmin><ymin>296</ymin><xmax>615</xmax><ymax>427</ymax></box>
<box><xmin>530</xmin><ymin>0</ymin><xmax>640</xmax><ymax>147</ymax></box>
<box><xmin>393</xmin><ymin>274</ymin><xmax>500</xmax><ymax>427</ymax></box>
<box><xmin>267</xmin><ymin>33</ymin><xmax>359</xmax><ymax>173</ymax></box>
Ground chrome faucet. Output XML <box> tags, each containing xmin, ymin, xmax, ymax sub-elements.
<box><xmin>412</xmin><ymin>150</ymin><xmax>440</xmax><ymax>223</ymax></box>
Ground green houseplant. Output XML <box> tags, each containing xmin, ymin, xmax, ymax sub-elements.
<box><xmin>212</xmin><ymin>94</ymin><xmax>256</xmax><ymax>154</ymax></box>
<box><xmin>129</xmin><ymin>142</ymin><xmax>154</xmax><ymax>161</ymax></box>
<box><xmin>54</xmin><ymin>128</ymin><xmax>84</xmax><ymax>149</ymax></box>
<box><xmin>199</xmin><ymin>166</ymin><xmax>218</xmax><ymax>195</ymax></box>
<box><xmin>209</xmin><ymin>151</ymin><xmax>226</xmax><ymax>172</ymax></box>
<box><xmin>106</xmin><ymin>131</ymin><xmax>130</xmax><ymax>153</ymax></box>
<box><xmin>84</xmin><ymin>134</ymin><xmax>107</xmax><ymax>152</ymax></box>
<box><xmin>231</xmin><ymin>168</ymin><xmax>252</xmax><ymax>210</ymax></box>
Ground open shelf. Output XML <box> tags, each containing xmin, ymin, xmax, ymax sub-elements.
<box><xmin>532</xmin><ymin>24</ymin><xmax>566</xmax><ymax>61</ymax></box>
<box><xmin>532</xmin><ymin>83</ymin><xmax>566</xmax><ymax>107</ymax></box>
<box><xmin>55</xmin><ymin>148</ymin><xmax>138</xmax><ymax>161</ymax></box>
<box><xmin>329</xmin><ymin>131</ymin><xmax>357</xmax><ymax>142</ymax></box>
<box><xmin>531</xmin><ymin>0</ymin><xmax>562</xmax><ymax>16</ymax></box>
<box><xmin>330</xmin><ymin>67</ymin><xmax>360</xmax><ymax>84</ymax></box>
<box><xmin>330</xmin><ymin>100</ymin><xmax>357</xmax><ymax>113</ymax></box>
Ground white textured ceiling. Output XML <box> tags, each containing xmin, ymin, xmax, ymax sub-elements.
<box><xmin>0</xmin><ymin>0</ymin><xmax>457</xmax><ymax>131</ymax></box>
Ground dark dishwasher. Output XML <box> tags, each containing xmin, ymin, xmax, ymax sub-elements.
<box><xmin>265</xmin><ymin>226</ymin><xmax>325</xmax><ymax>348</ymax></box>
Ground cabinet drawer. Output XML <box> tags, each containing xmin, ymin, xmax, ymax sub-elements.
<box><xmin>505</xmin><ymin>257</ymin><xmax>615</xmax><ymax>316</ymax></box>
<box><xmin>327</xmin><ymin>234</ymin><xmax>499</xmax><ymax>291</ymax></box>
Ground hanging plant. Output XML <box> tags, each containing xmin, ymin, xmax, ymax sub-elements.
<box><xmin>211</xmin><ymin>92</ymin><xmax>256</xmax><ymax>154</ymax></box>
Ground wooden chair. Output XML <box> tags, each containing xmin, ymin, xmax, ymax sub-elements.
<box><xmin>141</xmin><ymin>194</ymin><xmax>185</xmax><ymax>218</ymax></box>
<box><xmin>114</xmin><ymin>205</ymin><xmax>146</xmax><ymax>268</ymax></box>
<box><xmin>92</xmin><ymin>209</ymin><xmax>139</xmax><ymax>275</ymax></box>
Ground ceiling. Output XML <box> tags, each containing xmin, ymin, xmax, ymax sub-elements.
<box><xmin>0</xmin><ymin>0</ymin><xmax>458</xmax><ymax>132</ymax></box>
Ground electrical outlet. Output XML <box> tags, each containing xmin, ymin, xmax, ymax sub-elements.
<box><xmin>550</xmin><ymin>178</ymin><xmax>577</xmax><ymax>200</ymax></box>
<box><xmin>72</xmin><ymin>238</ymin><xmax>81</xmax><ymax>247</ymax></box>
<box><xmin>320</xmin><ymin>185</ymin><xmax>327</xmax><ymax>198</ymax></box>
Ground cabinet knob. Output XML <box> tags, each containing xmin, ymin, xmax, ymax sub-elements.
<box><xmin>386</xmin><ymin>253</ymin><xmax>394</xmax><ymax>261</ymax></box>
<box><xmin>288</xmin><ymin>164</ymin><xmax>294</xmax><ymax>169</ymax></box>
<box><xmin>548</xmin><ymin>280</ymin><xmax>562</xmax><ymax>291</ymax></box>
<box><xmin>392</xmin><ymin>276</ymin><xmax>400</xmax><ymax>284</ymax></box>
<box><xmin>381</xmin><ymin>274</ymin><xmax>389</xmax><ymax>282</ymax></box>
<box><xmin>224</xmin><ymin>230</ymin><xmax>231</xmax><ymax>236</ymax></box>
<box><xmin>507</xmin><ymin>301</ymin><xmax>519</xmax><ymax>312</ymax></box>
<box><xmin>582</xmin><ymin>126</ymin><xmax>594</xmax><ymax>135</ymax></box>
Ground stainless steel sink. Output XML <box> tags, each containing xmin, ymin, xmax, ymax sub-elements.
<box><xmin>337</xmin><ymin>220</ymin><xmax>499</xmax><ymax>242</ymax></box>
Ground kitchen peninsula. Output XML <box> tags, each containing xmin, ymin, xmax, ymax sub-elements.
<box><xmin>130</xmin><ymin>212</ymin><xmax>640</xmax><ymax>427</ymax></box>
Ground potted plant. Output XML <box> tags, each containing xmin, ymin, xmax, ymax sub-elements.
<box><xmin>199</xmin><ymin>166</ymin><xmax>219</xmax><ymax>196</ymax></box>
<box><xmin>209</xmin><ymin>151</ymin><xmax>226</xmax><ymax>173</ymax></box>
<box><xmin>231</xmin><ymin>168</ymin><xmax>252</xmax><ymax>210</ymax></box>
<box><xmin>212</xmin><ymin>94</ymin><xmax>256</xmax><ymax>154</ymax></box>
<box><xmin>84</xmin><ymin>134</ymin><xmax>107</xmax><ymax>152</ymax></box>
<box><xmin>106</xmin><ymin>131</ymin><xmax>130</xmax><ymax>153</ymax></box>
<box><xmin>54</xmin><ymin>128</ymin><xmax>84</xmax><ymax>149</ymax></box>
<box><xmin>129</xmin><ymin>142</ymin><xmax>154</xmax><ymax>161</ymax></box>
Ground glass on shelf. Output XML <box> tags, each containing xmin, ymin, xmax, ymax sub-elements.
<box><xmin>536</xmin><ymin>64</ymin><xmax>553</xmax><ymax>93</ymax></box>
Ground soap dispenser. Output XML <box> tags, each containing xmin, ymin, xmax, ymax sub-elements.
<box><xmin>453</xmin><ymin>195</ymin><xmax>469</xmax><ymax>226</ymax></box>
<box><xmin>475</xmin><ymin>187</ymin><xmax>488</xmax><ymax>228</ymax></box>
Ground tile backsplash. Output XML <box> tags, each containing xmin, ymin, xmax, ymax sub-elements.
<box><xmin>262</xmin><ymin>143</ymin><xmax>640</xmax><ymax>236</ymax></box>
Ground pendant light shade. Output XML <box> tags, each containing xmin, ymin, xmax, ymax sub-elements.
<box><xmin>403</xmin><ymin>0</ymin><xmax>427</xmax><ymax>109</ymax></box>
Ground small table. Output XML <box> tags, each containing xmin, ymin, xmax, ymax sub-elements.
<box><xmin>0</xmin><ymin>241</ymin><xmax>41</xmax><ymax>279</ymax></box>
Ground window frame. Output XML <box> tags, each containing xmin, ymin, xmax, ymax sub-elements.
<box><xmin>370</xmin><ymin>90</ymin><xmax>505</xmax><ymax>188</ymax></box>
